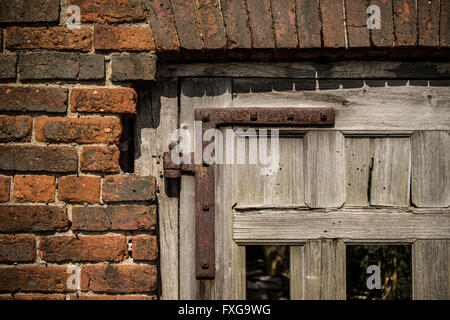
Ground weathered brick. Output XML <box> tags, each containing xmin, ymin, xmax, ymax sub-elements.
<box><xmin>72</xmin><ymin>205</ymin><xmax>156</xmax><ymax>231</ymax></box>
<box><xmin>170</xmin><ymin>0</ymin><xmax>204</xmax><ymax>50</ymax></box>
<box><xmin>72</xmin><ymin>294</ymin><xmax>156</xmax><ymax>300</ymax></box>
<box><xmin>132</xmin><ymin>235</ymin><xmax>158</xmax><ymax>261</ymax></box>
<box><xmin>80</xmin><ymin>146</ymin><xmax>121</xmax><ymax>173</ymax></box>
<box><xmin>0</xmin><ymin>205</ymin><xmax>68</xmax><ymax>233</ymax></box>
<box><xmin>0</xmin><ymin>235</ymin><xmax>36</xmax><ymax>263</ymax></box>
<box><xmin>6</xmin><ymin>27</ymin><xmax>93</xmax><ymax>52</ymax></box>
<box><xmin>0</xmin><ymin>54</ymin><xmax>17</xmax><ymax>80</ymax></box>
<box><xmin>0</xmin><ymin>87</ymin><xmax>68</xmax><ymax>113</ymax></box>
<box><xmin>143</xmin><ymin>0</ymin><xmax>179</xmax><ymax>51</ymax></box>
<box><xmin>393</xmin><ymin>0</ymin><xmax>417</xmax><ymax>46</ymax></box>
<box><xmin>442</xmin><ymin>0</ymin><xmax>450</xmax><ymax>47</ymax></box>
<box><xmin>81</xmin><ymin>265</ymin><xmax>157</xmax><ymax>293</ymax></box>
<box><xmin>345</xmin><ymin>0</ymin><xmax>370</xmax><ymax>48</ymax></box>
<box><xmin>0</xmin><ymin>145</ymin><xmax>78</xmax><ymax>173</ymax></box>
<box><xmin>196</xmin><ymin>0</ymin><xmax>227</xmax><ymax>50</ymax></box>
<box><xmin>39</xmin><ymin>235</ymin><xmax>128</xmax><ymax>262</ymax></box>
<box><xmin>19</xmin><ymin>52</ymin><xmax>78</xmax><ymax>80</ymax></box>
<box><xmin>58</xmin><ymin>176</ymin><xmax>100</xmax><ymax>204</ymax></box>
<box><xmin>320</xmin><ymin>0</ymin><xmax>346</xmax><ymax>48</ymax></box>
<box><xmin>0</xmin><ymin>294</ymin><xmax>66</xmax><ymax>300</ymax></box>
<box><xmin>0</xmin><ymin>116</ymin><xmax>32</xmax><ymax>142</ymax></box>
<box><xmin>71</xmin><ymin>88</ymin><xmax>137</xmax><ymax>114</ymax></box>
<box><xmin>19</xmin><ymin>52</ymin><xmax>104</xmax><ymax>81</ymax></box>
<box><xmin>418</xmin><ymin>0</ymin><xmax>440</xmax><ymax>46</ymax></box>
<box><xmin>69</xmin><ymin>0</ymin><xmax>146</xmax><ymax>23</ymax></box>
<box><xmin>271</xmin><ymin>0</ymin><xmax>298</xmax><ymax>49</ymax></box>
<box><xmin>0</xmin><ymin>0</ymin><xmax>60</xmax><ymax>23</ymax></box>
<box><xmin>0</xmin><ymin>176</ymin><xmax>10</xmax><ymax>203</ymax></box>
<box><xmin>94</xmin><ymin>25</ymin><xmax>154</xmax><ymax>52</ymax></box>
<box><xmin>102</xmin><ymin>176</ymin><xmax>156</xmax><ymax>202</ymax></box>
<box><xmin>14</xmin><ymin>175</ymin><xmax>55</xmax><ymax>203</ymax></box>
<box><xmin>111</xmin><ymin>53</ymin><xmax>157</xmax><ymax>81</ymax></box>
<box><xmin>246</xmin><ymin>0</ymin><xmax>275</xmax><ymax>49</ymax></box>
<box><xmin>79</xmin><ymin>54</ymin><xmax>105</xmax><ymax>80</ymax></box>
<box><xmin>0</xmin><ymin>266</ymin><xmax>74</xmax><ymax>293</ymax></box>
<box><xmin>35</xmin><ymin>117</ymin><xmax>121</xmax><ymax>144</ymax></box>
<box><xmin>370</xmin><ymin>0</ymin><xmax>395</xmax><ymax>47</ymax></box>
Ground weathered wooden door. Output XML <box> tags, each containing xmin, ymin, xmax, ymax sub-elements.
<box><xmin>137</xmin><ymin>68</ymin><xmax>450</xmax><ymax>300</ymax></box>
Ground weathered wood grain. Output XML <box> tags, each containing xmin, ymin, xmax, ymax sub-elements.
<box><xmin>413</xmin><ymin>240</ymin><xmax>449</xmax><ymax>300</ymax></box>
<box><xmin>411</xmin><ymin>131</ymin><xmax>450</xmax><ymax>207</ymax></box>
<box><xmin>134</xmin><ymin>79</ymin><xmax>179</xmax><ymax>300</ymax></box>
<box><xmin>160</xmin><ymin>61</ymin><xmax>450</xmax><ymax>78</ymax></box>
<box><xmin>370</xmin><ymin>138</ymin><xmax>411</xmax><ymax>207</ymax></box>
<box><xmin>233</xmin><ymin>82</ymin><xmax>450</xmax><ymax>131</ymax></box>
<box><xmin>233</xmin><ymin>209</ymin><xmax>450</xmax><ymax>244</ymax></box>
<box><xmin>179</xmin><ymin>78</ymin><xmax>233</xmax><ymax>299</ymax></box>
<box><xmin>345</xmin><ymin>138</ymin><xmax>371</xmax><ymax>206</ymax></box>
<box><xmin>290</xmin><ymin>246</ymin><xmax>304</xmax><ymax>300</ymax></box>
<box><xmin>303</xmin><ymin>240</ymin><xmax>346</xmax><ymax>300</ymax></box>
<box><xmin>305</xmin><ymin>131</ymin><xmax>345</xmax><ymax>208</ymax></box>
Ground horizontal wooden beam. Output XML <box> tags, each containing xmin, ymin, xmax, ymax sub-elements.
<box><xmin>233</xmin><ymin>208</ymin><xmax>450</xmax><ymax>245</ymax></box>
<box><xmin>160</xmin><ymin>61</ymin><xmax>450</xmax><ymax>79</ymax></box>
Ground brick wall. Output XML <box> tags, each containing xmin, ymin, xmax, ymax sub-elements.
<box><xmin>0</xmin><ymin>0</ymin><xmax>447</xmax><ymax>300</ymax></box>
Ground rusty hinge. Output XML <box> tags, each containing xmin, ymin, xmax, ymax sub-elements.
<box><xmin>163</xmin><ymin>107</ymin><xmax>335</xmax><ymax>279</ymax></box>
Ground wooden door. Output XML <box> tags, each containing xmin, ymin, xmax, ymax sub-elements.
<box><xmin>137</xmin><ymin>72</ymin><xmax>450</xmax><ymax>300</ymax></box>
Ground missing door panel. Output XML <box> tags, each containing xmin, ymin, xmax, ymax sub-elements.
<box><xmin>246</xmin><ymin>246</ymin><xmax>290</xmax><ymax>300</ymax></box>
<box><xmin>346</xmin><ymin>245</ymin><xmax>412</xmax><ymax>300</ymax></box>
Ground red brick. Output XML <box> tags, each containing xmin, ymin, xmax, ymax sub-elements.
<box><xmin>0</xmin><ymin>205</ymin><xmax>68</xmax><ymax>233</ymax></box>
<box><xmin>394</xmin><ymin>0</ymin><xmax>417</xmax><ymax>46</ymax></box>
<box><xmin>345</xmin><ymin>0</ymin><xmax>370</xmax><ymax>48</ymax></box>
<box><xmin>370</xmin><ymin>0</ymin><xmax>395</xmax><ymax>47</ymax></box>
<box><xmin>442</xmin><ymin>0</ymin><xmax>450</xmax><ymax>47</ymax></box>
<box><xmin>0</xmin><ymin>235</ymin><xmax>36</xmax><ymax>263</ymax></box>
<box><xmin>35</xmin><ymin>117</ymin><xmax>122</xmax><ymax>144</ymax></box>
<box><xmin>143</xmin><ymin>0</ymin><xmax>179</xmax><ymax>51</ymax></box>
<box><xmin>170</xmin><ymin>0</ymin><xmax>204</xmax><ymax>50</ymax></box>
<box><xmin>196</xmin><ymin>0</ymin><xmax>227</xmax><ymax>50</ymax></box>
<box><xmin>0</xmin><ymin>86</ymin><xmax>68</xmax><ymax>113</ymax></box>
<box><xmin>69</xmin><ymin>0</ymin><xmax>146</xmax><ymax>23</ymax></box>
<box><xmin>295</xmin><ymin>0</ymin><xmax>321</xmax><ymax>49</ymax></box>
<box><xmin>58</xmin><ymin>176</ymin><xmax>100</xmax><ymax>204</ymax></box>
<box><xmin>0</xmin><ymin>116</ymin><xmax>32</xmax><ymax>142</ymax></box>
<box><xmin>246</xmin><ymin>0</ymin><xmax>275</xmax><ymax>49</ymax></box>
<box><xmin>320</xmin><ymin>0</ymin><xmax>346</xmax><ymax>48</ymax></box>
<box><xmin>72</xmin><ymin>205</ymin><xmax>156</xmax><ymax>231</ymax></box>
<box><xmin>94</xmin><ymin>26</ymin><xmax>155</xmax><ymax>52</ymax></box>
<box><xmin>0</xmin><ymin>176</ymin><xmax>11</xmax><ymax>203</ymax></box>
<box><xmin>132</xmin><ymin>235</ymin><xmax>158</xmax><ymax>261</ymax></box>
<box><xmin>0</xmin><ymin>266</ymin><xmax>74</xmax><ymax>293</ymax></box>
<box><xmin>418</xmin><ymin>0</ymin><xmax>440</xmax><ymax>46</ymax></box>
<box><xmin>0</xmin><ymin>146</ymin><xmax>78</xmax><ymax>173</ymax></box>
<box><xmin>102</xmin><ymin>176</ymin><xmax>156</xmax><ymax>202</ymax></box>
<box><xmin>39</xmin><ymin>235</ymin><xmax>128</xmax><ymax>262</ymax></box>
<box><xmin>72</xmin><ymin>294</ymin><xmax>156</xmax><ymax>300</ymax></box>
<box><xmin>71</xmin><ymin>88</ymin><xmax>137</xmax><ymax>114</ymax></box>
<box><xmin>81</xmin><ymin>265</ymin><xmax>157</xmax><ymax>293</ymax></box>
<box><xmin>271</xmin><ymin>0</ymin><xmax>298</xmax><ymax>49</ymax></box>
<box><xmin>0</xmin><ymin>294</ymin><xmax>65</xmax><ymax>300</ymax></box>
<box><xmin>14</xmin><ymin>175</ymin><xmax>55</xmax><ymax>203</ymax></box>
<box><xmin>6</xmin><ymin>27</ymin><xmax>93</xmax><ymax>52</ymax></box>
<box><xmin>80</xmin><ymin>146</ymin><xmax>121</xmax><ymax>173</ymax></box>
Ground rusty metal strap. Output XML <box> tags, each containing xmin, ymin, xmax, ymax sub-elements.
<box><xmin>163</xmin><ymin>107</ymin><xmax>335</xmax><ymax>279</ymax></box>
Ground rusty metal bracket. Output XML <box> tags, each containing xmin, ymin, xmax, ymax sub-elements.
<box><xmin>163</xmin><ymin>107</ymin><xmax>335</xmax><ymax>279</ymax></box>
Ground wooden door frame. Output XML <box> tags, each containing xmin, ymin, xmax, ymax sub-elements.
<box><xmin>135</xmin><ymin>61</ymin><xmax>450</xmax><ymax>300</ymax></box>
